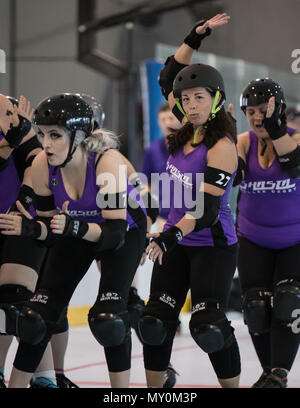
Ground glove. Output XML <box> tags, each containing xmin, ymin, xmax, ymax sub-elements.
<box><xmin>183</xmin><ymin>20</ymin><xmax>212</xmax><ymax>50</ymax></box>
<box><xmin>60</xmin><ymin>214</ymin><xmax>89</xmax><ymax>239</ymax></box>
<box><xmin>20</xmin><ymin>216</ymin><xmax>42</xmax><ymax>238</ymax></box>
<box><xmin>152</xmin><ymin>226</ymin><xmax>183</xmax><ymax>253</ymax></box>
<box><xmin>5</xmin><ymin>115</ymin><xmax>32</xmax><ymax>149</ymax></box>
<box><xmin>263</xmin><ymin>104</ymin><xmax>287</xmax><ymax>140</ymax></box>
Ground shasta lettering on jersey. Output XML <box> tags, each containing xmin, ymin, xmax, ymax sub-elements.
<box><xmin>56</xmin><ymin>208</ymin><xmax>102</xmax><ymax>218</ymax></box>
<box><xmin>166</xmin><ymin>161</ymin><xmax>193</xmax><ymax>189</ymax></box>
<box><xmin>240</xmin><ymin>178</ymin><xmax>296</xmax><ymax>194</ymax></box>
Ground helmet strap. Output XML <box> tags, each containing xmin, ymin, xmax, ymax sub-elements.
<box><xmin>52</xmin><ymin>130</ymin><xmax>78</xmax><ymax>175</ymax></box>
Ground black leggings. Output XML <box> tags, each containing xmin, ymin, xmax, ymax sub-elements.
<box><xmin>238</xmin><ymin>237</ymin><xmax>300</xmax><ymax>372</ymax></box>
<box><xmin>13</xmin><ymin>222</ymin><xmax>146</xmax><ymax>373</ymax></box>
<box><xmin>143</xmin><ymin>243</ymin><xmax>241</xmax><ymax>380</ymax></box>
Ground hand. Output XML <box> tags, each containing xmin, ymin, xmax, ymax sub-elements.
<box><xmin>263</xmin><ymin>96</ymin><xmax>286</xmax><ymax>140</ymax></box>
<box><xmin>139</xmin><ymin>251</ymin><xmax>147</xmax><ymax>266</ymax></box>
<box><xmin>146</xmin><ymin>232</ymin><xmax>164</xmax><ymax>265</ymax></box>
<box><xmin>18</xmin><ymin>95</ymin><xmax>35</xmax><ymax>122</ymax></box>
<box><xmin>139</xmin><ymin>236</ymin><xmax>150</xmax><ymax>266</ymax></box>
<box><xmin>50</xmin><ymin>200</ymin><xmax>69</xmax><ymax>234</ymax></box>
<box><xmin>265</xmin><ymin>96</ymin><xmax>275</xmax><ymax>118</ymax></box>
<box><xmin>195</xmin><ymin>13</ymin><xmax>230</xmax><ymax>35</ymax></box>
<box><xmin>0</xmin><ymin>200</ymin><xmax>35</xmax><ymax>236</ymax></box>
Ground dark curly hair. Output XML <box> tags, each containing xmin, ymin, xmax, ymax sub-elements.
<box><xmin>167</xmin><ymin>107</ymin><xmax>237</xmax><ymax>156</ymax></box>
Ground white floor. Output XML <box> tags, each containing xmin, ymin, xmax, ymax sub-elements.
<box><xmin>4</xmin><ymin>312</ymin><xmax>300</xmax><ymax>388</ymax></box>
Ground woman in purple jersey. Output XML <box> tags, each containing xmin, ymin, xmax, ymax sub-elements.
<box><xmin>137</xmin><ymin>14</ymin><xmax>241</xmax><ymax>388</ymax></box>
<box><xmin>0</xmin><ymin>95</ymin><xmax>58</xmax><ymax>388</ymax></box>
<box><xmin>0</xmin><ymin>93</ymin><xmax>146</xmax><ymax>388</ymax></box>
<box><xmin>235</xmin><ymin>79</ymin><xmax>300</xmax><ymax>388</ymax></box>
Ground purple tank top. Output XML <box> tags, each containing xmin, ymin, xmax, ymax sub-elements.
<box><xmin>48</xmin><ymin>152</ymin><xmax>146</xmax><ymax>228</ymax></box>
<box><xmin>237</xmin><ymin>127</ymin><xmax>300</xmax><ymax>249</ymax></box>
<box><xmin>0</xmin><ymin>132</ymin><xmax>21</xmax><ymax>214</ymax></box>
<box><xmin>141</xmin><ymin>138</ymin><xmax>170</xmax><ymax>220</ymax></box>
<box><xmin>164</xmin><ymin>142</ymin><xmax>237</xmax><ymax>247</ymax></box>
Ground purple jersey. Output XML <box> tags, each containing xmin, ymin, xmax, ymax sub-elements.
<box><xmin>49</xmin><ymin>152</ymin><xmax>146</xmax><ymax>228</ymax></box>
<box><xmin>163</xmin><ymin>143</ymin><xmax>237</xmax><ymax>247</ymax></box>
<box><xmin>141</xmin><ymin>138</ymin><xmax>169</xmax><ymax>220</ymax></box>
<box><xmin>0</xmin><ymin>132</ymin><xmax>21</xmax><ymax>214</ymax></box>
<box><xmin>237</xmin><ymin>127</ymin><xmax>300</xmax><ymax>249</ymax></box>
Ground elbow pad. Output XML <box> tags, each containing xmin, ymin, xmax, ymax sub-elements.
<box><xmin>158</xmin><ymin>56</ymin><xmax>188</xmax><ymax>100</ymax></box>
<box><xmin>186</xmin><ymin>192</ymin><xmax>221</xmax><ymax>232</ymax></box>
<box><xmin>278</xmin><ymin>145</ymin><xmax>300</xmax><ymax>178</ymax></box>
<box><xmin>233</xmin><ymin>157</ymin><xmax>246</xmax><ymax>186</ymax></box>
<box><xmin>9</xmin><ymin>184</ymin><xmax>35</xmax><ymax>212</ymax></box>
<box><xmin>95</xmin><ymin>219</ymin><xmax>129</xmax><ymax>254</ymax></box>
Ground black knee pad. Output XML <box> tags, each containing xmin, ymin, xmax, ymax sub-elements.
<box><xmin>17</xmin><ymin>288</ymin><xmax>68</xmax><ymax>343</ymax></box>
<box><xmin>0</xmin><ymin>284</ymin><xmax>45</xmax><ymax>344</ymax></box>
<box><xmin>16</xmin><ymin>305</ymin><xmax>47</xmax><ymax>345</ymax></box>
<box><xmin>88</xmin><ymin>291</ymin><xmax>130</xmax><ymax>347</ymax></box>
<box><xmin>138</xmin><ymin>315</ymin><xmax>167</xmax><ymax>346</ymax></box>
<box><xmin>242</xmin><ymin>288</ymin><xmax>272</xmax><ymax>334</ymax></box>
<box><xmin>189</xmin><ymin>299</ymin><xmax>233</xmax><ymax>354</ymax></box>
<box><xmin>138</xmin><ymin>291</ymin><xmax>180</xmax><ymax>346</ymax></box>
<box><xmin>273</xmin><ymin>279</ymin><xmax>300</xmax><ymax>323</ymax></box>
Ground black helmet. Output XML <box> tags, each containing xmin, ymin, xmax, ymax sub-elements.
<box><xmin>33</xmin><ymin>93</ymin><xmax>93</xmax><ymax>168</ymax></box>
<box><xmin>6</xmin><ymin>96</ymin><xmax>19</xmax><ymax>106</ymax></box>
<box><xmin>80</xmin><ymin>93</ymin><xmax>105</xmax><ymax>129</ymax></box>
<box><xmin>240</xmin><ymin>78</ymin><xmax>285</xmax><ymax>113</ymax></box>
<box><xmin>173</xmin><ymin>63</ymin><xmax>226</xmax><ymax>101</ymax></box>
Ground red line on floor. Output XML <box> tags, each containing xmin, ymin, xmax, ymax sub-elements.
<box><xmin>64</xmin><ymin>344</ymin><xmax>198</xmax><ymax>373</ymax></box>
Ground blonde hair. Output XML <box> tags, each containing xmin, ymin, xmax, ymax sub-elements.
<box><xmin>82</xmin><ymin>128</ymin><xmax>120</xmax><ymax>155</ymax></box>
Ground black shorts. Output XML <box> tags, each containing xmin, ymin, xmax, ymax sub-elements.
<box><xmin>0</xmin><ymin>235</ymin><xmax>47</xmax><ymax>274</ymax></box>
<box><xmin>238</xmin><ymin>236</ymin><xmax>300</xmax><ymax>293</ymax></box>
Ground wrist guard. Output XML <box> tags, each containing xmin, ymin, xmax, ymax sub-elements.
<box><xmin>263</xmin><ymin>104</ymin><xmax>287</xmax><ymax>140</ymax></box>
<box><xmin>152</xmin><ymin>226</ymin><xmax>183</xmax><ymax>253</ymax></box>
<box><xmin>183</xmin><ymin>20</ymin><xmax>212</xmax><ymax>50</ymax></box>
<box><xmin>20</xmin><ymin>216</ymin><xmax>42</xmax><ymax>239</ymax></box>
<box><xmin>60</xmin><ymin>215</ymin><xmax>89</xmax><ymax>239</ymax></box>
<box><xmin>4</xmin><ymin>115</ymin><xmax>32</xmax><ymax>149</ymax></box>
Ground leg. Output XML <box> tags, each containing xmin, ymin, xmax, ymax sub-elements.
<box><xmin>140</xmin><ymin>245</ymin><xmax>189</xmax><ymax>388</ymax></box>
<box><xmin>9</xmin><ymin>238</ymin><xmax>95</xmax><ymax>387</ymax></box>
<box><xmin>237</xmin><ymin>237</ymin><xmax>275</xmax><ymax>386</ymax></box>
<box><xmin>89</xmin><ymin>224</ymin><xmax>146</xmax><ymax>388</ymax></box>
<box><xmin>188</xmin><ymin>244</ymin><xmax>241</xmax><ymax>388</ymax></box>
<box><xmin>263</xmin><ymin>244</ymin><xmax>300</xmax><ymax>388</ymax></box>
<box><xmin>0</xmin><ymin>334</ymin><xmax>13</xmax><ymax>387</ymax></box>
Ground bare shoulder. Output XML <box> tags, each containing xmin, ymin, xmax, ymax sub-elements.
<box><xmin>291</xmin><ymin>131</ymin><xmax>300</xmax><ymax>145</ymax></box>
<box><xmin>208</xmin><ymin>135</ymin><xmax>237</xmax><ymax>155</ymax></box>
<box><xmin>31</xmin><ymin>151</ymin><xmax>51</xmax><ymax>193</ymax></box>
<box><xmin>31</xmin><ymin>150</ymin><xmax>48</xmax><ymax>172</ymax></box>
<box><xmin>96</xmin><ymin>149</ymin><xmax>126</xmax><ymax>177</ymax></box>
<box><xmin>207</xmin><ymin>136</ymin><xmax>237</xmax><ymax>173</ymax></box>
<box><xmin>237</xmin><ymin>131</ymin><xmax>250</xmax><ymax>159</ymax></box>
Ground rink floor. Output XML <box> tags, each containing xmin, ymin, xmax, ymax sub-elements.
<box><xmin>4</xmin><ymin>311</ymin><xmax>300</xmax><ymax>388</ymax></box>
